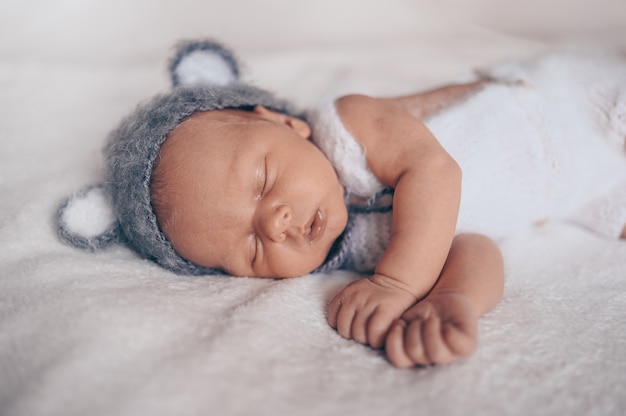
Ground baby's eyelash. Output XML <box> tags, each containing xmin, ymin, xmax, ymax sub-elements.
<box><xmin>251</xmin><ymin>235</ymin><xmax>260</xmax><ymax>266</ymax></box>
<box><xmin>254</xmin><ymin>157</ymin><xmax>268</xmax><ymax>199</ymax></box>
<box><xmin>260</xmin><ymin>157</ymin><xmax>268</xmax><ymax>196</ymax></box>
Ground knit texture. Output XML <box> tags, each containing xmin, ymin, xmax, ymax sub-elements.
<box><xmin>57</xmin><ymin>184</ymin><xmax>121</xmax><ymax>251</ymax></box>
<box><xmin>310</xmin><ymin>51</ymin><xmax>626</xmax><ymax>275</ymax></box>
<box><xmin>57</xmin><ymin>39</ymin><xmax>307</xmax><ymax>276</ymax></box>
<box><xmin>58</xmin><ymin>45</ymin><xmax>626</xmax><ymax>276</ymax></box>
<box><xmin>104</xmin><ymin>84</ymin><xmax>303</xmax><ymax>275</ymax></box>
<box><xmin>308</xmin><ymin>97</ymin><xmax>385</xmax><ymax>197</ymax></box>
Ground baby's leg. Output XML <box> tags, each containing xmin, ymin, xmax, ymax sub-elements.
<box><xmin>385</xmin><ymin>234</ymin><xmax>504</xmax><ymax>368</ymax></box>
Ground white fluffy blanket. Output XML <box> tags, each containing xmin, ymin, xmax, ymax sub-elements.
<box><xmin>1</xmin><ymin>1</ymin><xmax>625</xmax><ymax>415</ymax></box>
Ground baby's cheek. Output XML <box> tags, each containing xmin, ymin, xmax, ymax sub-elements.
<box><xmin>264</xmin><ymin>248</ymin><xmax>327</xmax><ymax>278</ymax></box>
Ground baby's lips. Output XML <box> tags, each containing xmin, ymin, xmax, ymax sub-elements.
<box><xmin>308</xmin><ymin>209</ymin><xmax>326</xmax><ymax>243</ymax></box>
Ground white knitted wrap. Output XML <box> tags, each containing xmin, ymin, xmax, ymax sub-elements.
<box><xmin>310</xmin><ymin>50</ymin><xmax>626</xmax><ymax>273</ymax></box>
<box><xmin>348</xmin><ymin>212</ymin><xmax>393</xmax><ymax>272</ymax></box>
<box><xmin>309</xmin><ymin>98</ymin><xmax>393</xmax><ymax>273</ymax></box>
<box><xmin>308</xmin><ymin>97</ymin><xmax>385</xmax><ymax>198</ymax></box>
<box><xmin>428</xmin><ymin>51</ymin><xmax>626</xmax><ymax>240</ymax></box>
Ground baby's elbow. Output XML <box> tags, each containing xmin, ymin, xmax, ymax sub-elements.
<box><xmin>434</xmin><ymin>152</ymin><xmax>462</xmax><ymax>188</ymax></box>
<box><xmin>451</xmin><ymin>157</ymin><xmax>462</xmax><ymax>187</ymax></box>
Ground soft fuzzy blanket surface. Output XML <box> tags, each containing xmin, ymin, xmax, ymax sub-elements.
<box><xmin>1</xmin><ymin>1</ymin><xmax>625</xmax><ymax>415</ymax></box>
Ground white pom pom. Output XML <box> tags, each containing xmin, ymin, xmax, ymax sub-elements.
<box><xmin>174</xmin><ymin>49</ymin><xmax>238</xmax><ymax>87</ymax></box>
<box><xmin>61</xmin><ymin>186</ymin><xmax>116</xmax><ymax>239</ymax></box>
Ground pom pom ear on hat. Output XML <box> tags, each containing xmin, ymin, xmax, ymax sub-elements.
<box><xmin>57</xmin><ymin>184</ymin><xmax>121</xmax><ymax>251</ymax></box>
<box><xmin>56</xmin><ymin>38</ymin><xmax>303</xmax><ymax>275</ymax></box>
<box><xmin>170</xmin><ymin>39</ymin><xmax>241</xmax><ymax>87</ymax></box>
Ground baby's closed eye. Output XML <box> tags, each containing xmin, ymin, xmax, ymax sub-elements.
<box><xmin>252</xmin><ymin>235</ymin><xmax>261</xmax><ymax>266</ymax></box>
<box><xmin>247</xmin><ymin>234</ymin><xmax>258</xmax><ymax>267</ymax></box>
<box><xmin>255</xmin><ymin>156</ymin><xmax>268</xmax><ymax>199</ymax></box>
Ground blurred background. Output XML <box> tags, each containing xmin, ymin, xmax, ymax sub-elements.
<box><xmin>2</xmin><ymin>0</ymin><xmax>624</xmax><ymax>63</ymax></box>
<box><xmin>1</xmin><ymin>2</ymin><xmax>626</xmax><ymax>415</ymax></box>
<box><xmin>2</xmin><ymin>0</ymin><xmax>625</xmax><ymax>186</ymax></box>
<box><xmin>1</xmin><ymin>0</ymin><xmax>625</xmax><ymax>184</ymax></box>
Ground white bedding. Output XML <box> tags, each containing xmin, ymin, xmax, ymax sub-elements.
<box><xmin>1</xmin><ymin>1</ymin><xmax>625</xmax><ymax>415</ymax></box>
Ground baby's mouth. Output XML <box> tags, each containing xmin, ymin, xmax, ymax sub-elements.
<box><xmin>307</xmin><ymin>209</ymin><xmax>326</xmax><ymax>243</ymax></box>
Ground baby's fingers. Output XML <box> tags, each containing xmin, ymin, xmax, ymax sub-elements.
<box><xmin>403</xmin><ymin>318</ymin><xmax>429</xmax><ymax>366</ymax></box>
<box><xmin>443</xmin><ymin>320</ymin><xmax>478</xmax><ymax>358</ymax></box>
<box><xmin>366</xmin><ymin>308</ymin><xmax>394</xmax><ymax>349</ymax></box>
<box><xmin>334</xmin><ymin>301</ymin><xmax>357</xmax><ymax>340</ymax></box>
<box><xmin>385</xmin><ymin>320</ymin><xmax>415</xmax><ymax>369</ymax></box>
<box><xmin>420</xmin><ymin>315</ymin><xmax>455</xmax><ymax>365</ymax></box>
<box><xmin>326</xmin><ymin>294</ymin><xmax>341</xmax><ymax>329</ymax></box>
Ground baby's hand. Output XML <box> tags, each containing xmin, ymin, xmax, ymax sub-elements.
<box><xmin>385</xmin><ymin>291</ymin><xmax>478</xmax><ymax>368</ymax></box>
<box><xmin>327</xmin><ymin>275</ymin><xmax>417</xmax><ymax>349</ymax></box>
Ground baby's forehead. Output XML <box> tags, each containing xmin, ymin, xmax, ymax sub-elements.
<box><xmin>162</xmin><ymin>109</ymin><xmax>251</xmax><ymax>148</ymax></box>
<box><xmin>158</xmin><ymin>108</ymin><xmax>268</xmax><ymax>172</ymax></box>
<box><xmin>181</xmin><ymin>108</ymin><xmax>259</xmax><ymax>129</ymax></box>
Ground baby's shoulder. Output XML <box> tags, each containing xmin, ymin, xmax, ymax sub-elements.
<box><xmin>307</xmin><ymin>96</ymin><xmax>385</xmax><ymax>198</ymax></box>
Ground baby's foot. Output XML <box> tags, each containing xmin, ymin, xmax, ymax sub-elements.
<box><xmin>385</xmin><ymin>291</ymin><xmax>478</xmax><ymax>368</ymax></box>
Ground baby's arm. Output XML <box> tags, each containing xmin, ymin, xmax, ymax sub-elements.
<box><xmin>385</xmin><ymin>233</ymin><xmax>504</xmax><ymax>368</ymax></box>
<box><xmin>327</xmin><ymin>94</ymin><xmax>462</xmax><ymax>348</ymax></box>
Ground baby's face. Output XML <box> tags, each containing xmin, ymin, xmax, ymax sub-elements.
<box><xmin>152</xmin><ymin>106</ymin><xmax>348</xmax><ymax>278</ymax></box>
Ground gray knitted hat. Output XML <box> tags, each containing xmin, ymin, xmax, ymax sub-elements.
<box><xmin>56</xmin><ymin>39</ymin><xmax>306</xmax><ymax>275</ymax></box>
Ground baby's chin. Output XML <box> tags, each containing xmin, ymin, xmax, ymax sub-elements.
<box><xmin>271</xmin><ymin>248</ymin><xmax>335</xmax><ymax>278</ymax></box>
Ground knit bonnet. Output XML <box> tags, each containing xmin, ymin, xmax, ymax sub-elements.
<box><xmin>56</xmin><ymin>39</ymin><xmax>313</xmax><ymax>275</ymax></box>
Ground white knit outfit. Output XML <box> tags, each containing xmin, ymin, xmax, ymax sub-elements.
<box><xmin>309</xmin><ymin>51</ymin><xmax>626</xmax><ymax>273</ymax></box>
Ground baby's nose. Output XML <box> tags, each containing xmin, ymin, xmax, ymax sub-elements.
<box><xmin>262</xmin><ymin>204</ymin><xmax>292</xmax><ymax>242</ymax></box>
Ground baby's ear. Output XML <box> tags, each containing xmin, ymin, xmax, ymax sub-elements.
<box><xmin>253</xmin><ymin>106</ymin><xmax>311</xmax><ymax>139</ymax></box>
<box><xmin>56</xmin><ymin>184</ymin><xmax>121</xmax><ymax>251</ymax></box>
<box><xmin>170</xmin><ymin>39</ymin><xmax>240</xmax><ymax>88</ymax></box>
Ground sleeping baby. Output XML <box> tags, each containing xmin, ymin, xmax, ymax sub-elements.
<box><xmin>57</xmin><ymin>40</ymin><xmax>626</xmax><ymax>368</ymax></box>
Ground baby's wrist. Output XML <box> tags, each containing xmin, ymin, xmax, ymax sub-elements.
<box><xmin>427</xmin><ymin>287</ymin><xmax>475</xmax><ymax>309</ymax></box>
<box><xmin>370</xmin><ymin>273</ymin><xmax>418</xmax><ymax>300</ymax></box>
